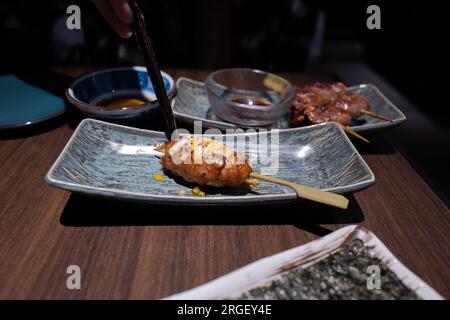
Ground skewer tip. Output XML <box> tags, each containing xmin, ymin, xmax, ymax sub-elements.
<box><xmin>361</xmin><ymin>109</ymin><xmax>390</xmax><ymax>122</ymax></box>
<box><xmin>341</xmin><ymin>125</ymin><xmax>370</xmax><ymax>143</ymax></box>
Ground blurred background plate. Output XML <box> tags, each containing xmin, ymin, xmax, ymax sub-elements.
<box><xmin>0</xmin><ymin>75</ymin><xmax>66</xmax><ymax>129</ymax></box>
<box><xmin>172</xmin><ymin>77</ymin><xmax>406</xmax><ymax>132</ymax></box>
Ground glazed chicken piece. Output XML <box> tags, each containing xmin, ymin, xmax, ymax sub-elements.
<box><xmin>303</xmin><ymin>104</ymin><xmax>352</xmax><ymax>126</ymax></box>
<box><xmin>288</xmin><ymin>91</ymin><xmax>310</xmax><ymax>124</ymax></box>
<box><xmin>302</xmin><ymin>82</ymin><xmax>347</xmax><ymax>106</ymax></box>
<box><xmin>289</xmin><ymin>82</ymin><xmax>373</xmax><ymax>126</ymax></box>
<box><xmin>332</xmin><ymin>93</ymin><xmax>369</xmax><ymax>118</ymax></box>
<box><xmin>160</xmin><ymin>136</ymin><xmax>253</xmax><ymax>188</ymax></box>
<box><xmin>289</xmin><ymin>82</ymin><xmax>347</xmax><ymax>125</ymax></box>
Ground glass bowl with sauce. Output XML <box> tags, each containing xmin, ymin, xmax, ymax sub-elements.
<box><xmin>205</xmin><ymin>68</ymin><xmax>296</xmax><ymax>127</ymax></box>
<box><xmin>66</xmin><ymin>66</ymin><xmax>175</xmax><ymax>121</ymax></box>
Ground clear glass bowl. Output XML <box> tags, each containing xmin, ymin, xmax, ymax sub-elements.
<box><xmin>205</xmin><ymin>68</ymin><xmax>296</xmax><ymax>127</ymax></box>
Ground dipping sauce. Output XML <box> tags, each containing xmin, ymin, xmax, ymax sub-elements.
<box><xmin>99</xmin><ymin>95</ymin><xmax>149</xmax><ymax>109</ymax></box>
<box><xmin>228</xmin><ymin>96</ymin><xmax>272</xmax><ymax>107</ymax></box>
<box><xmin>153</xmin><ymin>174</ymin><xmax>165</xmax><ymax>182</ymax></box>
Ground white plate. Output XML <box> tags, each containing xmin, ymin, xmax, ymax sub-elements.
<box><xmin>165</xmin><ymin>225</ymin><xmax>443</xmax><ymax>300</ymax></box>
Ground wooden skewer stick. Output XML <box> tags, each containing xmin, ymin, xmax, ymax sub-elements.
<box><xmin>250</xmin><ymin>172</ymin><xmax>349</xmax><ymax>209</ymax></box>
<box><xmin>361</xmin><ymin>109</ymin><xmax>390</xmax><ymax>121</ymax></box>
<box><xmin>339</xmin><ymin>124</ymin><xmax>370</xmax><ymax>143</ymax></box>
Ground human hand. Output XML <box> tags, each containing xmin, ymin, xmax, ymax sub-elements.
<box><xmin>95</xmin><ymin>0</ymin><xmax>135</xmax><ymax>38</ymax></box>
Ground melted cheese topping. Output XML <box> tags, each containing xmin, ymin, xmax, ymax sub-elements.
<box><xmin>168</xmin><ymin>136</ymin><xmax>245</xmax><ymax>166</ymax></box>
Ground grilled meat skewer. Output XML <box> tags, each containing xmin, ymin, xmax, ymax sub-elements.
<box><xmin>303</xmin><ymin>104</ymin><xmax>352</xmax><ymax>126</ymax></box>
<box><xmin>160</xmin><ymin>136</ymin><xmax>253</xmax><ymax>188</ymax></box>
<box><xmin>289</xmin><ymin>82</ymin><xmax>388</xmax><ymax>126</ymax></box>
<box><xmin>158</xmin><ymin>136</ymin><xmax>349</xmax><ymax>209</ymax></box>
<box><xmin>332</xmin><ymin>93</ymin><xmax>369</xmax><ymax>118</ymax></box>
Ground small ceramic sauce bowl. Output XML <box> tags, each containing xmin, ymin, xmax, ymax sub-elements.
<box><xmin>66</xmin><ymin>66</ymin><xmax>175</xmax><ymax>120</ymax></box>
<box><xmin>205</xmin><ymin>68</ymin><xmax>296</xmax><ymax>126</ymax></box>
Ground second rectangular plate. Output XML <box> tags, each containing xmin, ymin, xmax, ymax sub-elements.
<box><xmin>46</xmin><ymin>119</ymin><xmax>374</xmax><ymax>204</ymax></box>
<box><xmin>172</xmin><ymin>77</ymin><xmax>406</xmax><ymax>133</ymax></box>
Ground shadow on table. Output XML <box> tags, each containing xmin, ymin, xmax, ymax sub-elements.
<box><xmin>60</xmin><ymin>193</ymin><xmax>364</xmax><ymax>233</ymax></box>
<box><xmin>0</xmin><ymin>112</ymin><xmax>69</xmax><ymax>140</ymax></box>
<box><xmin>348</xmin><ymin>134</ymin><xmax>396</xmax><ymax>155</ymax></box>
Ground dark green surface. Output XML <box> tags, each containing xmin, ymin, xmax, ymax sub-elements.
<box><xmin>236</xmin><ymin>239</ymin><xmax>419</xmax><ymax>300</ymax></box>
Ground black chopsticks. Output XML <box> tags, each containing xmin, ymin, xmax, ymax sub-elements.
<box><xmin>130</xmin><ymin>0</ymin><xmax>177</xmax><ymax>140</ymax></box>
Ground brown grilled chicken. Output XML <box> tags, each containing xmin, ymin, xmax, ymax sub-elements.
<box><xmin>332</xmin><ymin>93</ymin><xmax>369</xmax><ymax>118</ymax></box>
<box><xmin>289</xmin><ymin>82</ymin><xmax>370</xmax><ymax>126</ymax></box>
<box><xmin>304</xmin><ymin>104</ymin><xmax>352</xmax><ymax>126</ymax></box>
<box><xmin>160</xmin><ymin>136</ymin><xmax>254</xmax><ymax>188</ymax></box>
<box><xmin>302</xmin><ymin>82</ymin><xmax>347</xmax><ymax>106</ymax></box>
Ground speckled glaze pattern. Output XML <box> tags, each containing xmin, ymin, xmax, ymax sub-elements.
<box><xmin>46</xmin><ymin>119</ymin><xmax>374</xmax><ymax>204</ymax></box>
<box><xmin>172</xmin><ymin>77</ymin><xmax>406</xmax><ymax>132</ymax></box>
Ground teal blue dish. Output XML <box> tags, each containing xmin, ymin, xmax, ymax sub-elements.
<box><xmin>0</xmin><ymin>75</ymin><xmax>65</xmax><ymax>129</ymax></box>
<box><xmin>46</xmin><ymin>119</ymin><xmax>374</xmax><ymax>205</ymax></box>
<box><xmin>65</xmin><ymin>66</ymin><xmax>175</xmax><ymax>120</ymax></box>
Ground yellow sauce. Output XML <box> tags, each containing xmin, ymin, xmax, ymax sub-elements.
<box><xmin>99</xmin><ymin>95</ymin><xmax>148</xmax><ymax>109</ymax></box>
<box><xmin>153</xmin><ymin>174</ymin><xmax>165</xmax><ymax>182</ymax></box>
<box><xmin>106</xmin><ymin>98</ymin><xmax>145</xmax><ymax>108</ymax></box>
<box><xmin>192</xmin><ymin>186</ymin><xmax>205</xmax><ymax>196</ymax></box>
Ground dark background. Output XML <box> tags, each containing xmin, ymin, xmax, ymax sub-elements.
<box><xmin>1</xmin><ymin>0</ymin><xmax>448</xmax><ymax>126</ymax></box>
<box><xmin>0</xmin><ymin>0</ymin><xmax>449</xmax><ymax>203</ymax></box>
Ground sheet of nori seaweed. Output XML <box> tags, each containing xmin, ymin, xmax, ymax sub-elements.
<box><xmin>235</xmin><ymin>239</ymin><xmax>419</xmax><ymax>300</ymax></box>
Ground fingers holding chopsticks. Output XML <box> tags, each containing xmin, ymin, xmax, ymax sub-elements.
<box><xmin>95</xmin><ymin>0</ymin><xmax>135</xmax><ymax>38</ymax></box>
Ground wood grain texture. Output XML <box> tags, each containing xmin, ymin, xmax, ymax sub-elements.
<box><xmin>0</xmin><ymin>68</ymin><xmax>448</xmax><ymax>299</ymax></box>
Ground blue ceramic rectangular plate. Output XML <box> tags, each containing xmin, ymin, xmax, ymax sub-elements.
<box><xmin>172</xmin><ymin>77</ymin><xmax>406</xmax><ymax>133</ymax></box>
<box><xmin>45</xmin><ymin>119</ymin><xmax>374</xmax><ymax>204</ymax></box>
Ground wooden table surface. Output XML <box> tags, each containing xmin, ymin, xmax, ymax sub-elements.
<box><xmin>0</xmin><ymin>68</ymin><xmax>448</xmax><ymax>299</ymax></box>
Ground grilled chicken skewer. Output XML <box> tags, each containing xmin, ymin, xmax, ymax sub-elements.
<box><xmin>289</xmin><ymin>83</ymin><xmax>350</xmax><ymax>126</ymax></box>
<box><xmin>289</xmin><ymin>83</ymin><xmax>378</xmax><ymax>143</ymax></box>
<box><xmin>158</xmin><ymin>136</ymin><xmax>349</xmax><ymax>209</ymax></box>
<box><xmin>290</xmin><ymin>93</ymin><xmax>368</xmax><ymax>142</ymax></box>
<box><xmin>331</xmin><ymin>93</ymin><xmax>389</xmax><ymax>121</ymax></box>
<box><xmin>289</xmin><ymin>83</ymin><xmax>390</xmax><ymax>143</ymax></box>
<box><xmin>160</xmin><ymin>136</ymin><xmax>253</xmax><ymax>188</ymax></box>
<box><xmin>331</xmin><ymin>93</ymin><xmax>369</xmax><ymax>118</ymax></box>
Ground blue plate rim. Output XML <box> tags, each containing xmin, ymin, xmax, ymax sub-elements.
<box><xmin>347</xmin><ymin>83</ymin><xmax>407</xmax><ymax>132</ymax></box>
<box><xmin>45</xmin><ymin>118</ymin><xmax>375</xmax><ymax>204</ymax></box>
<box><xmin>0</xmin><ymin>107</ymin><xmax>66</xmax><ymax>130</ymax></box>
